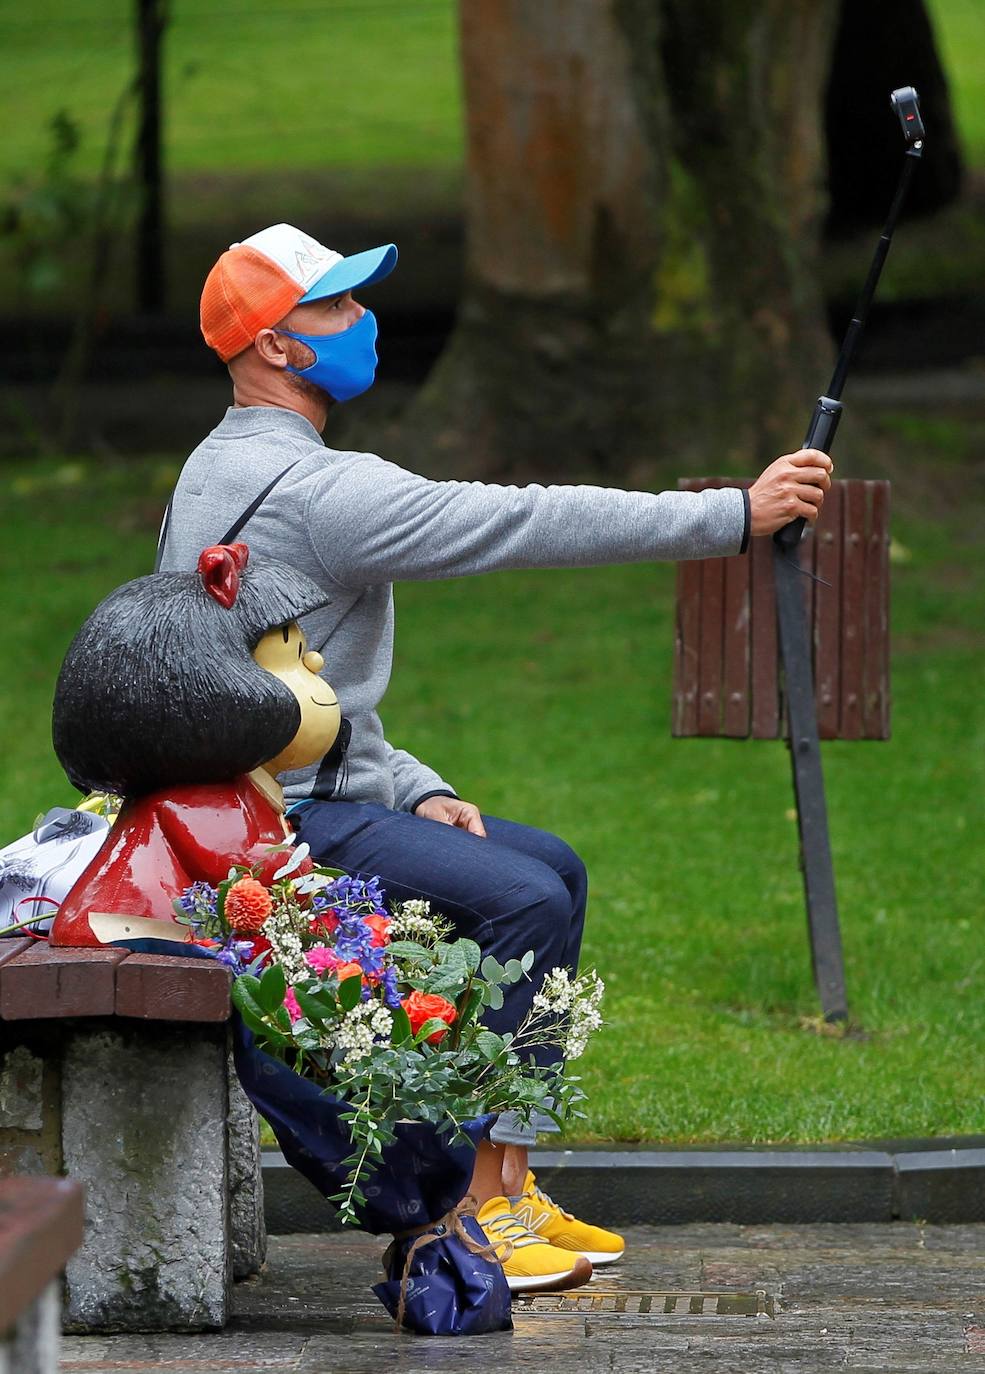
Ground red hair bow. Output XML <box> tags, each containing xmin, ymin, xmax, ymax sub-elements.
<box><xmin>197</xmin><ymin>542</ymin><xmax>249</xmax><ymax>609</ymax></box>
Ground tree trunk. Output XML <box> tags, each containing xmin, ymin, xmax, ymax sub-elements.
<box><xmin>406</xmin><ymin>0</ymin><xmax>839</xmax><ymax>481</ymax></box>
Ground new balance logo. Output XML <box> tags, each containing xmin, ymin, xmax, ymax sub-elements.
<box><xmin>512</xmin><ymin>1203</ymin><xmax>549</xmax><ymax>1233</ymax></box>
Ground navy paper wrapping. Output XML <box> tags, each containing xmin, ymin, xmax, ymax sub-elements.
<box><xmin>112</xmin><ymin>938</ymin><xmax>513</xmax><ymax>1335</ymax></box>
<box><xmin>233</xmin><ymin>1017</ymin><xmax>512</xmax><ymax>1334</ymax></box>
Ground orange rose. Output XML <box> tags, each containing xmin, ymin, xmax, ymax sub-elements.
<box><xmin>365</xmin><ymin>913</ymin><xmax>391</xmax><ymax>948</ymax></box>
<box><xmin>224</xmin><ymin>877</ymin><xmax>272</xmax><ymax>933</ymax></box>
<box><xmin>402</xmin><ymin>990</ymin><xmax>457</xmax><ymax>1043</ymax></box>
<box><xmin>335</xmin><ymin>962</ymin><xmax>363</xmax><ymax>984</ymax></box>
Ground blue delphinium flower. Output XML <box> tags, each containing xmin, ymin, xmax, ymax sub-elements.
<box><xmin>324</xmin><ymin>874</ymin><xmax>387</xmax><ymax>917</ymax></box>
<box><xmin>209</xmin><ymin>935</ymin><xmax>259</xmax><ymax>975</ymax></box>
<box><xmin>178</xmin><ymin>881</ymin><xmax>219</xmax><ymax>919</ymax></box>
<box><xmin>381</xmin><ymin>966</ymin><xmax>402</xmax><ymax>1010</ymax></box>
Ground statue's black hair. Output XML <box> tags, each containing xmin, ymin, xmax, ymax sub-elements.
<box><xmin>52</xmin><ymin>556</ymin><xmax>330</xmax><ymax>797</ymax></box>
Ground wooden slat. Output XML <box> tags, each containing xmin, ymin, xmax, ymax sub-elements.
<box><xmin>814</xmin><ymin>482</ymin><xmax>843</xmax><ymax>739</ymax></box>
<box><xmin>673</xmin><ymin>559</ymin><xmax>702</xmax><ymax>736</ymax></box>
<box><xmin>672</xmin><ymin>475</ymin><xmax>888</xmax><ymax>743</ymax></box>
<box><xmin>698</xmin><ymin>557</ymin><xmax>725</xmax><ymax>735</ymax></box>
<box><xmin>750</xmin><ymin>532</ymin><xmax>779</xmax><ymax>738</ymax></box>
<box><xmin>863</xmin><ymin>481</ymin><xmax>891</xmax><ymax>739</ymax></box>
<box><xmin>0</xmin><ymin>945</ymin><xmax>129</xmax><ymax>1020</ymax></box>
<box><xmin>722</xmin><ymin>545</ymin><xmax>751</xmax><ymax>736</ymax></box>
<box><xmin>840</xmin><ymin>480</ymin><xmax>866</xmax><ymax>740</ymax></box>
<box><xmin>0</xmin><ymin>939</ymin><xmax>32</xmax><ymax>969</ymax></box>
<box><xmin>116</xmin><ymin>953</ymin><xmax>231</xmax><ymax>1023</ymax></box>
<box><xmin>0</xmin><ymin>1177</ymin><xmax>84</xmax><ymax>1332</ymax></box>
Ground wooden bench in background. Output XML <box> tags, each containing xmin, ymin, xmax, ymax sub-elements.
<box><xmin>673</xmin><ymin>477</ymin><xmax>891</xmax><ymax>741</ymax></box>
<box><xmin>0</xmin><ymin>942</ymin><xmax>265</xmax><ymax>1332</ymax></box>
<box><xmin>0</xmin><ymin>1176</ymin><xmax>83</xmax><ymax>1372</ymax></box>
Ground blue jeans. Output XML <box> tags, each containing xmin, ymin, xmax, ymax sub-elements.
<box><xmin>293</xmin><ymin>802</ymin><xmax>588</xmax><ymax>1146</ymax></box>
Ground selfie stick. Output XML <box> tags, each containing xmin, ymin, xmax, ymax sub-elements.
<box><xmin>776</xmin><ymin>86</ymin><xmax>925</xmax><ymax>551</ymax></box>
<box><xmin>772</xmin><ymin>88</ymin><xmax>924</xmax><ymax>1021</ymax></box>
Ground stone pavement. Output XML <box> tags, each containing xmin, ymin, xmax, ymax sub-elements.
<box><xmin>60</xmin><ymin>1222</ymin><xmax>985</xmax><ymax>1373</ymax></box>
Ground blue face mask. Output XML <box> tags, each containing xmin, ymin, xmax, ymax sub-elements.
<box><xmin>275</xmin><ymin>310</ymin><xmax>379</xmax><ymax>403</ymax></box>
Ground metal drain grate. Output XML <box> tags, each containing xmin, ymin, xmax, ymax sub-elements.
<box><xmin>515</xmin><ymin>1289</ymin><xmax>775</xmax><ymax>1318</ymax></box>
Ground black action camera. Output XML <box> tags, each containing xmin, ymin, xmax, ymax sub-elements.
<box><xmin>890</xmin><ymin>86</ymin><xmax>925</xmax><ymax>146</ymax></box>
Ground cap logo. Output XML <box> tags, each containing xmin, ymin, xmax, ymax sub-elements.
<box><xmin>239</xmin><ymin>224</ymin><xmax>342</xmax><ymax>289</ymax></box>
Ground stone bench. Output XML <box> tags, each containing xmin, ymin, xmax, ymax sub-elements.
<box><xmin>0</xmin><ymin>940</ymin><xmax>265</xmax><ymax>1332</ymax></box>
<box><xmin>0</xmin><ymin>1175</ymin><xmax>83</xmax><ymax>1373</ymax></box>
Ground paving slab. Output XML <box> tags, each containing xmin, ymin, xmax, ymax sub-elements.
<box><xmin>59</xmin><ymin>1223</ymin><xmax>985</xmax><ymax>1373</ymax></box>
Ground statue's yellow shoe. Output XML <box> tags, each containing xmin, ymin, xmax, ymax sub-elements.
<box><xmin>511</xmin><ymin>1170</ymin><xmax>625</xmax><ymax>1266</ymax></box>
<box><xmin>475</xmin><ymin>1195</ymin><xmax>593</xmax><ymax>1293</ymax></box>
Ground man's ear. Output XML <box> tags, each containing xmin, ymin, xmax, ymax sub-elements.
<box><xmin>253</xmin><ymin>327</ymin><xmax>291</xmax><ymax>369</ymax></box>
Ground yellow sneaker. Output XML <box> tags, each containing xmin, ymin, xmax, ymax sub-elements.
<box><xmin>512</xmin><ymin>1170</ymin><xmax>625</xmax><ymax>1266</ymax></box>
<box><xmin>475</xmin><ymin>1195</ymin><xmax>593</xmax><ymax>1293</ymax></box>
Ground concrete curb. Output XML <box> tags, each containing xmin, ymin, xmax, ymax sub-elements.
<box><xmin>262</xmin><ymin>1139</ymin><xmax>985</xmax><ymax>1232</ymax></box>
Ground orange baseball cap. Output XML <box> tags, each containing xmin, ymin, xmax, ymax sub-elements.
<box><xmin>200</xmin><ymin>223</ymin><xmax>397</xmax><ymax>362</ymax></box>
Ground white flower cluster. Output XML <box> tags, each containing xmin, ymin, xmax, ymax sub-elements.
<box><xmin>531</xmin><ymin>967</ymin><xmax>605</xmax><ymax>1061</ymax></box>
<box><xmin>336</xmin><ymin>1001</ymin><xmax>395</xmax><ymax>1066</ymax></box>
<box><xmin>261</xmin><ymin>897</ymin><xmax>310</xmax><ymax>985</ymax></box>
<box><xmin>388</xmin><ymin>898</ymin><xmax>444</xmax><ymax>942</ymax></box>
<box><xmin>532</xmin><ymin>967</ymin><xmax>576</xmax><ymax>1014</ymax></box>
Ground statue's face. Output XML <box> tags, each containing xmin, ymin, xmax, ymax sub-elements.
<box><xmin>252</xmin><ymin>621</ymin><xmax>341</xmax><ymax>776</ymax></box>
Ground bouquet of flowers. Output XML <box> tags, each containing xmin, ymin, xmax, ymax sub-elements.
<box><xmin>172</xmin><ymin>843</ymin><xmax>604</xmax><ymax>1334</ymax></box>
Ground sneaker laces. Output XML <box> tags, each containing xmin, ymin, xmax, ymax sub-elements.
<box><xmin>532</xmin><ymin>1181</ymin><xmax>574</xmax><ymax>1222</ymax></box>
<box><xmin>480</xmin><ymin>1206</ymin><xmax>547</xmax><ymax>1250</ymax></box>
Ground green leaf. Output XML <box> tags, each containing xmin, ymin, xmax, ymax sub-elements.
<box><xmin>293</xmin><ymin>985</ymin><xmax>337</xmax><ymax>1023</ymax></box>
<box><xmin>454</xmin><ymin>938</ymin><xmax>482</xmax><ymax>973</ymax></box>
<box><xmin>338</xmin><ymin>973</ymin><xmax>363</xmax><ymax>1012</ymax></box>
<box><xmin>504</xmin><ymin>959</ymin><xmax>525</xmax><ymax>983</ymax></box>
<box><xmin>475</xmin><ymin>1030</ymin><xmax>506</xmax><ymax>1062</ymax></box>
<box><xmin>485</xmin><ymin>984</ymin><xmax>504</xmax><ymax>1011</ymax></box>
<box><xmin>380</xmin><ymin>940</ymin><xmax>430</xmax><ymax>960</ymax></box>
<box><xmin>413</xmin><ymin>1017</ymin><xmax>452</xmax><ymax>1044</ymax></box>
<box><xmin>423</xmin><ymin>965</ymin><xmax>469</xmax><ymax>996</ymax></box>
<box><xmin>481</xmin><ymin>954</ymin><xmax>506</xmax><ymax>983</ymax></box>
<box><xmin>257</xmin><ymin>962</ymin><xmax>287</xmax><ymax>1013</ymax></box>
<box><xmin>520</xmin><ymin>950</ymin><xmax>535</xmax><ymax>974</ymax></box>
<box><xmin>390</xmin><ymin>1005</ymin><xmax>413</xmax><ymax>1045</ymax></box>
<box><xmin>456</xmin><ymin>987</ymin><xmax>484</xmax><ymax>1029</ymax></box>
<box><xmin>232</xmin><ymin>975</ymin><xmax>265</xmax><ymax>1021</ymax></box>
<box><xmin>231</xmin><ymin>989</ymin><xmax>270</xmax><ymax>1039</ymax></box>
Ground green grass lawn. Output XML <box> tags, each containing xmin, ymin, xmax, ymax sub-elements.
<box><xmin>2</xmin><ymin>417</ymin><xmax>983</xmax><ymax>1144</ymax></box>
<box><xmin>0</xmin><ymin>0</ymin><xmax>463</xmax><ymax>183</ymax></box>
<box><xmin>0</xmin><ymin>0</ymin><xmax>980</xmax><ymax>182</ymax></box>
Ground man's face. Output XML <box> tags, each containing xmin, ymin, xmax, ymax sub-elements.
<box><xmin>277</xmin><ymin>290</ymin><xmax>365</xmax><ymax>338</ymax></box>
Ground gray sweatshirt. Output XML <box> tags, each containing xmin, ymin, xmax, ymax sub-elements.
<box><xmin>161</xmin><ymin>406</ymin><xmax>748</xmax><ymax>811</ymax></box>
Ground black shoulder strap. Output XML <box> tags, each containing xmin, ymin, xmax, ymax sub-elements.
<box><xmin>153</xmin><ymin>460</ymin><xmax>300</xmax><ymax>573</ymax></box>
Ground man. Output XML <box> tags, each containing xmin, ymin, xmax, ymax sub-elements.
<box><xmin>162</xmin><ymin>224</ymin><xmax>831</xmax><ymax>1293</ymax></box>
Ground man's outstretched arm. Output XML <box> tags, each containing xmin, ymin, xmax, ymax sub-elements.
<box><xmin>308</xmin><ymin>448</ymin><xmax>832</xmax><ymax>588</ymax></box>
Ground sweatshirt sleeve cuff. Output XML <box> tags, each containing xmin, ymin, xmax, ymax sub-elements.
<box><xmin>739</xmin><ymin>487</ymin><xmax>751</xmax><ymax>555</ymax></box>
<box><xmin>411</xmin><ymin>789</ymin><xmax>459</xmax><ymax>813</ymax></box>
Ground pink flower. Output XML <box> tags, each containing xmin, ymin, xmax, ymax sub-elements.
<box><xmin>305</xmin><ymin>946</ymin><xmax>343</xmax><ymax>974</ymax></box>
<box><xmin>284</xmin><ymin>987</ymin><xmax>303</xmax><ymax>1023</ymax></box>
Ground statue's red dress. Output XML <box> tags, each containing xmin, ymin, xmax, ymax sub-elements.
<box><xmin>49</xmin><ymin>776</ymin><xmax>297</xmax><ymax>946</ymax></box>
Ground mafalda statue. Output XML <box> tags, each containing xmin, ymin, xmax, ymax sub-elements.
<box><xmin>48</xmin><ymin>543</ymin><xmax>342</xmax><ymax>946</ymax></box>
